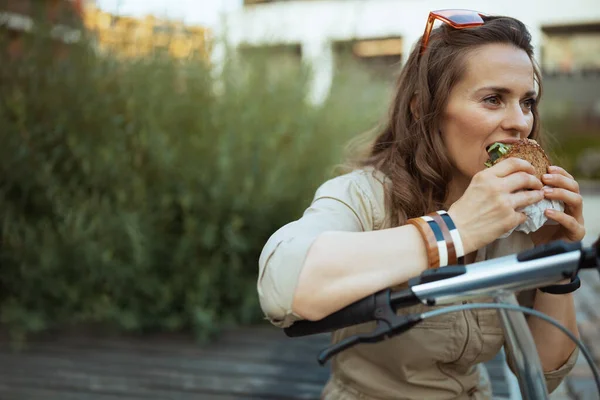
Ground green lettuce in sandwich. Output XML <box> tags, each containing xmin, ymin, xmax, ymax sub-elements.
<box><xmin>484</xmin><ymin>142</ymin><xmax>512</xmax><ymax>168</ymax></box>
<box><xmin>484</xmin><ymin>139</ymin><xmax>550</xmax><ymax>180</ymax></box>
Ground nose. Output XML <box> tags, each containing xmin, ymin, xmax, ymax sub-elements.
<box><xmin>500</xmin><ymin>102</ymin><xmax>531</xmax><ymax>137</ymax></box>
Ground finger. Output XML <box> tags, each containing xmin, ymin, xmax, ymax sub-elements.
<box><xmin>542</xmin><ymin>173</ymin><xmax>580</xmax><ymax>193</ymax></box>
<box><xmin>491</xmin><ymin>157</ymin><xmax>537</xmax><ymax>178</ymax></box>
<box><xmin>545</xmin><ymin>209</ymin><xmax>586</xmax><ymax>241</ymax></box>
<box><xmin>543</xmin><ymin>187</ymin><xmax>583</xmax><ymax>211</ymax></box>
<box><xmin>503</xmin><ymin>172</ymin><xmax>543</xmax><ymax>192</ymax></box>
<box><xmin>510</xmin><ymin>189</ymin><xmax>545</xmax><ymax>210</ymax></box>
<box><xmin>509</xmin><ymin>211</ymin><xmax>529</xmax><ymax>230</ymax></box>
<box><xmin>547</xmin><ymin>165</ymin><xmax>574</xmax><ymax>180</ymax></box>
<box><xmin>518</xmin><ymin>211</ymin><xmax>528</xmax><ymax>225</ymax></box>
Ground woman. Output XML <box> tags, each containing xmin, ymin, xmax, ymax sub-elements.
<box><xmin>257</xmin><ymin>10</ymin><xmax>585</xmax><ymax>399</ymax></box>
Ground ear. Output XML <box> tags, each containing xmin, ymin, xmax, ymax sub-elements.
<box><xmin>410</xmin><ymin>93</ymin><xmax>420</xmax><ymax>119</ymax></box>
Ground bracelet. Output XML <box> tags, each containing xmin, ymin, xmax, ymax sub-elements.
<box><xmin>539</xmin><ymin>275</ymin><xmax>581</xmax><ymax>294</ymax></box>
<box><xmin>422</xmin><ymin>215</ymin><xmax>448</xmax><ymax>266</ymax></box>
<box><xmin>407</xmin><ymin>217</ymin><xmax>441</xmax><ymax>269</ymax></box>
<box><xmin>427</xmin><ymin>212</ymin><xmax>457</xmax><ymax>266</ymax></box>
<box><xmin>436</xmin><ymin>210</ymin><xmax>465</xmax><ymax>265</ymax></box>
<box><xmin>407</xmin><ymin>210</ymin><xmax>464</xmax><ymax>269</ymax></box>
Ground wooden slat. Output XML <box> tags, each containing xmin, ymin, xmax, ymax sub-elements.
<box><xmin>0</xmin><ymin>352</ymin><xmax>330</xmax><ymax>383</ymax></box>
<box><xmin>0</xmin><ymin>325</ymin><xmax>330</xmax><ymax>350</ymax></box>
<box><xmin>0</xmin><ymin>326</ymin><xmax>330</xmax><ymax>362</ymax></box>
<box><xmin>0</xmin><ymin>342</ymin><xmax>327</xmax><ymax>367</ymax></box>
<box><xmin>0</xmin><ymin>372</ymin><xmax>324</xmax><ymax>399</ymax></box>
<box><xmin>0</xmin><ymin>387</ymin><xmax>257</xmax><ymax>400</ymax></box>
<box><xmin>0</xmin><ymin>382</ymin><xmax>304</xmax><ymax>400</ymax></box>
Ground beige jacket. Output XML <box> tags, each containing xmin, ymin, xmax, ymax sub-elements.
<box><xmin>257</xmin><ymin>168</ymin><xmax>578</xmax><ymax>399</ymax></box>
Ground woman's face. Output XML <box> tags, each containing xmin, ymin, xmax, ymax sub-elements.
<box><xmin>440</xmin><ymin>43</ymin><xmax>536</xmax><ymax>183</ymax></box>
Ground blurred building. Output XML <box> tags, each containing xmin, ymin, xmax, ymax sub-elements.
<box><xmin>216</xmin><ymin>0</ymin><xmax>600</xmax><ymax>107</ymax></box>
<box><xmin>542</xmin><ymin>23</ymin><xmax>600</xmax><ymax>74</ymax></box>
<box><xmin>541</xmin><ymin>22</ymin><xmax>600</xmax><ymax>122</ymax></box>
<box><xmin>83</xmin><ymin>4</ymin><xmax>211</xmax><ymax>60</ymax></box>
<box><xmin>0</xmin><ymin>0</ymin><xmax>211</xmax><ymax>61</ymax></box>
<box><xmin>0</xmin><ymin>0</ymin><xmax>83</xmax><ymax>58</ymax></box>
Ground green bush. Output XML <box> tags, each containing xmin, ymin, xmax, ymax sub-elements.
<box><xmin>0</xmin><ymin>31</ymin><xmax>387</xmax><ymax>343</ymax></box>
<box><xmin>542</xmin><ymin>114</ymin><xmax>600</xmax><ymax>178</ymax></box>
<box><xmin>2</xmin><ymin>27</ymin><xmax>597</xmax><ymax>345</ymax></box>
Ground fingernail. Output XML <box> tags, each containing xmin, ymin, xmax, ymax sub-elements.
<box><xmin>546</xmin><ymin>209</ymin><xmax>555</xmax><ymax>214</ymax></box>
<box><xmin>544</xmin><ymin>188</ymin><xmax>553</xmax><ymax>194</ymax></box>
<box><xmin>543</xmin><ymin>174</ymin><xmax>552</xmax><ymax>180</ymax></box>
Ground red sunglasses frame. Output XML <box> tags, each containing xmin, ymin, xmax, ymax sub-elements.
<box><xmin>419</xmin><ymin>9</ymin><xmax>487</xmax><ymax>56</ymax></box>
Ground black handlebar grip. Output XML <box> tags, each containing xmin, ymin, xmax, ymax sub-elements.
<box><xmin>283</xmin><ymin>291</ymin><xmax>382</xmax><ymax>337</ymax></box>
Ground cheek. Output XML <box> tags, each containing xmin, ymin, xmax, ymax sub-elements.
<box><xmin>454</xmin><ymin>143</ymin><xmax>487</xmax><ymax>176</ymax></box>
<box><xmin>445</xmin><ymin>106</ymin><xmax>494</xmax><ymax>139</ymax></box>
<box><xmin>443</xmin><ymin>113</ymin><xmax>495</xmax><ymax>176</ymax></box>
<box><xmin>526</xmin><ymin>114</ymin><xmax>535</xmax><ymax>135</ymax></box>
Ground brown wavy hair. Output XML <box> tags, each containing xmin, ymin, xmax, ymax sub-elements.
<box><xmin>351</xmin><ymin>15</ymin><xmax>544</xmax><ymax>227</ymax></box>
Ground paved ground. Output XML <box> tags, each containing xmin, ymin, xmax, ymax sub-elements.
<box><xmin>547</xmin><ymin>184</ymin><xmax>600</xmax><ymax>400</ymax></box>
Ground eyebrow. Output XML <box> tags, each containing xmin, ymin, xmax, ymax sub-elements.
<box><xmin>477</xmin><ymin>86</ymin><xmax>537</xmax><ymax>98</ymax></box>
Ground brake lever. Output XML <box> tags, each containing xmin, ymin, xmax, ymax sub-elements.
<box><xmin>317</xmin><ymin>295</ymin><xmax>423</xmax><ymax>365</ymax></box>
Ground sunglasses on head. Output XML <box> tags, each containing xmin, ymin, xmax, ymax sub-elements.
<box><xmin>420</xmin><ymin>9</ymin><xmax>487</xmax><ymax>57</ymax></box>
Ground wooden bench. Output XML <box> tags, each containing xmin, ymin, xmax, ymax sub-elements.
<box><xmin>0</xmin><ymin>324</ymin><xmax>512</xmax><ymax>399</ymax></box>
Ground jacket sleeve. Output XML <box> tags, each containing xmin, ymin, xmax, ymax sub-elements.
<box><xmin>257</xmin><ymin>171</ymin><xmax>383</xmax><ymax>328</ymax></box>
<box><xmin>504</xmin><ymin>289</ymin><xmax>579</xmax><ymax>394</ymax></box>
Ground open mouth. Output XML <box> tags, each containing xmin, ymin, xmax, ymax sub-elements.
<box><xmin>485</xmin><ymin>138</ymin><xmax>521</xmax><ymax>152</ymax></box>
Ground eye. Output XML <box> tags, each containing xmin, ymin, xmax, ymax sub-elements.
<box><xmin>483</xmin><ymin>95</ymin><xmax>501</xmax><ymax>106</ymax></box>
<box><xmin>522</xmin><ymin>98</ymin><xmax>537</xmax><ymax>110</ymax></box>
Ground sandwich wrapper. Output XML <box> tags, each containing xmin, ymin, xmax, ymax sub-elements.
<box><xmin>498</xmin><ymin>185</ymin><xmax>564</xmax><ymax>239</ymax></box>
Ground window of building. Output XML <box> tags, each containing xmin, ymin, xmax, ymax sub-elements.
<box><xmin>542</xmin><ymin>23</ymin><xmax>600</xmax><ymax>74</ymax></box>
<box><xmin>334</xmin><ymin>37</ymin><xmax>403</xmax><ymax>82</ymax></box>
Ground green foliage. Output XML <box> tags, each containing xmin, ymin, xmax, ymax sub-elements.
<box><xmin>1</xmin><ymin>27</ymin><xmax>596</xmax><ymax>345</ymax></box>
<box><xmin>0</xmin><ymin>32</ymin><xmax>387</xmax><ymax>343</ymax></box>
<box><xmin>542</xmin><ymin>115</ymin><xmax>600</xmax><ymax>177</ymax></box>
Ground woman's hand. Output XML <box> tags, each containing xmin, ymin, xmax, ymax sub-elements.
<box><xmin>530</xmin><ymin>166</ymin><xmax>585</xmax><ymax>246</ymax></box>
<box><xmin>448</xmin><ymin>157</ymin><xmax>544</xmax><ymax>255</ymax></box>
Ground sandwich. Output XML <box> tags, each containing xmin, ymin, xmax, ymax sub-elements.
<box><xmin>484</xmin><ymin>138</ymin><xmax>562</xmax><ymax>236</ymax></box>
<box><xmin>485</xmin><ymin>138</ymin><xmax>550</xmax><ymax>180</ymax></box>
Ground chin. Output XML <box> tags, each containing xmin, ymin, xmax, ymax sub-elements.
<box><xmin>451</xmin><ymin>169</ymin><xmax>475</xmax><ymax>186</ymax></box>
<box><xmin>474</xmin><ymin>166</ymin><xmax>487</xmax><ymax>176</ymax></box>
